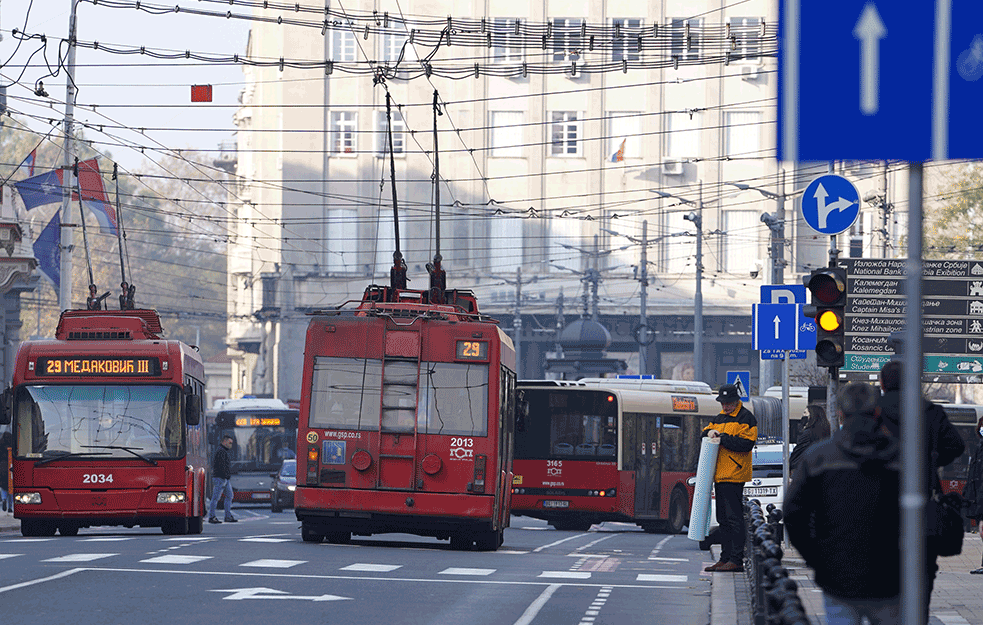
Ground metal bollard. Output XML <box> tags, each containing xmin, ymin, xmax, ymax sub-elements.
<box><xmin>743</xmin><ymin>498</ymin><xmax>808</xmax><ymax>625</ymax></box>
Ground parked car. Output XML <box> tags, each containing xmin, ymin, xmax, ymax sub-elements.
<box><xmin>270</xmin><ymin>459</ymin><xmax>296</xmax><ymax>513</ymax></box>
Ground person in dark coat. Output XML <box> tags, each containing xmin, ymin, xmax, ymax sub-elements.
<box><xmin>876</xmin><ymin>360</ymin><xmax>964</xmax><ymax>621</ymax></box>
<box><xmin>789</xmin><ymin>404</ymin><xmax>830</xmax><ymax>482</ymax></box>
<box><xmin>964</xmin><ymin>416</ymin><xmax>983</xmax><ymax>575</ymax></box>
<box><xmin>208</xmin><ymin>434</ymin><xmax>237</xmax><ymax>524</ymax></box>
<box><xmin>785</xmin><ymin>382</ymin><xmax>901</xmax><ymax>624</ymax></box>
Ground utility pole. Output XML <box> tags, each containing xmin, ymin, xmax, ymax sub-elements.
<box><xmin>513</xmin><ymin>267</ymin><xmax>522</xmax><ymax>379</ymax></box>
<box><xmin>684</xmin><ymin>181</ymin><xmax>704</xmax><ymax>384</ymax></box>
<box><xmin>639</xmin><ymin>221</ymin><xmax>648</xmax><ymax>375</ymax></box>
<box><xmin>58</xmin><ymin>4</ymin><xmax>79</xmax><ymax>311</ymax></box>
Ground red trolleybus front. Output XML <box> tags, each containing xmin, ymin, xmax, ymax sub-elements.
<box><xmin>0</xmin><ymin>310</ymin><xmax>208</xmax><ymax>537</ymax></box>
<box><xmin>294</xmin><ymin>290</ymin><xmax>516</xmax><ymax>550</ymax></box>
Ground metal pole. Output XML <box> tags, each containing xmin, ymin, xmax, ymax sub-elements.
<box><xmin>514</xmin><ymin>267</ymin><xmax>522</xmax><ymax>379</ymax></box>
<box><xmin>782</xmin><ymin>350</ymin><xmax>790</xmax><ymax>551</ymax></box>
<box><xmin>902</xmin><ymin>163</ymin><xmax>926</xmax><ymax>625</ymax></box>
<box><xmin>694</xmin><ymin>181</ymin><xmax>704</xmax><ymax>383</ymax></box>
<box><xmin>639</xmin><ymin>220</ymin><xmax>648</xmax><ymax>376</ymax></box>
<box><xmin>58</xmin><ymin>4</ymin><xmax>79</xmax><ymax>311</ymax></box>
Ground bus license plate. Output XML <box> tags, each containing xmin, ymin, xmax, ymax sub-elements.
<box><xmin>543</xmin><ymin>500</ymin><xmax>569</xmax><ymax>508</ymax></box>
<box><xmin>252</xmin><ymin>493</ymin><xmax>270</xmax><ymax>500</ymax></box>
<box><xmin>743</xmin><ymin>487</ymin><xmax>778</xmax><ymax>497</ymax></box>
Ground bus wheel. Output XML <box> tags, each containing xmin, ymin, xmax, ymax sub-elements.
<box><xmin>162</xmin><ymin>518</ymin><xmax>189</xmax><ymax>535</ymax></box>
<box><xmin>22</xmin><ymin>519</ymin><xmax>56</xmax><ymax>537</ymax></box>
<box><xmin>188</xmin><ymin>516</ymin><xmax>204</xmax><ymax>535</ymax></box>
<box><xmin>326</xmin><ymin>531</ymin><xmax>351</xmax><ymax>545</ymax></box>
<box><xmin>58</xmin><ymin>523</ymin><xmax>79</xmax><ymax>536</ymax></box>
<box><xmin>449</xmin><ymin>533</ymin><xmax>472</xmax><ymax>550</ymax></box>
<box><xmin>474</xmin><ymin>529</ymin><xmax>502</xmax><ymax>551</ymax></box>
<box><xmin>667</xmin><ymin>489</ymin><xmax>688</xmax><ymax>535</ymax></box>
<box><xmin>301</xmin><ymin>523</ymin><xmax>324</xmax><ymax>543</ymax></box>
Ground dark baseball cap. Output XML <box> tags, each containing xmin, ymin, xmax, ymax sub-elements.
<box><xmin>715</xmin><ymin>384</ymin><xmax>740</xmax><ymax>402</ymax></box>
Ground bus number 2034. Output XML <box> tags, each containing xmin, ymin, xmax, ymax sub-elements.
<box><xmin>82</xmin><ymin>474</ymin><xmax>114</xmax><ymax>484</ymax></box>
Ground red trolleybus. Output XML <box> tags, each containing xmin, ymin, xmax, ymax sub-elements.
<box><xmin>206</xmin><ymin>398</ymin><xmax>299</xmax><ymax>505</ymax></box>
<box><xmin>512</xmin><ymin>379</ymin><xmax>718</xmax><ymax>534</ymax></box>
<box><xmin>0</xmin><ymin>309</ymin><xmax>207</xmax><ymax>536</ymax></box>
<box><xmin>294</xmin><ymin>286</ymin><xmax>517</xmax><ymax>550</ymax></box>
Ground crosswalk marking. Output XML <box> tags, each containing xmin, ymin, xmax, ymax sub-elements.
<box><xmin>240</xmin><ymin>559</ymin><xmax>306</xmax><ymax>568</ymax></box>
<box><xmin>0</xmin><ymin>554</ymin><xmax>21</xmax><ymax>561</ymax></box>
<box><xmin>82</xmin><ymin>537</ymin><xmax>134</xmax><ymax>542</ymax></box>
<box><xmin>162</xmin><ymin>537</ymin><xmax>214</xmax><ymax>542</ymax></box>
<box><xmin>439</xmin><ymin>567</ymin><xmax>496</xmax><ymax>576</ymax></box>
<box><xmin>141</xmin><ymin>555</ymin><xmax>213</xmax><ymax>565</ymax></box>
<box><xmin>239</xmin><ymin>538</ymin><xmax>293</xmax><ymax>543</ymax></box>
<box><xmin>935</xmin><ymin>614</ymin><xmax>971</xmax><ymax>625</ymax></box>
<box><xmin>2</xmin><ymin>538</ymin><xmax>56</xmax><ymax>543</ymax></box>
<box><xmin>340</xmin><ymin>563</ymin><xmax>402</xmax><ymax>572</ymax></box>
<box><xmin>43</xmin><ymin>553</ymin><xmax>118</xmax><ymax>563</ymax></box>
<box><xmin>539</xmin><ymin>571</ymin><xmax>591</xmax><ymax>579</ymax></box>
<box><xmin>636</xmin><ymin>574</ymin><xmax>687</xmax><ymax>583</ymax></box>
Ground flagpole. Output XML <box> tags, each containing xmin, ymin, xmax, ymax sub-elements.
<box><xmin>58</xmin><ymin>2</ymin><xmax>78</xmax><ymax>311</ymax></box>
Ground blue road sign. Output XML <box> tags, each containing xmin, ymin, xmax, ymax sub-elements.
<box><xmin>779</xmin><ymin>1</ymin><xmax>936</xmax><ymax>161</ymax></box>
<box><xmin>801</xmin><ymin>174</ymin><xmax>860</xmax><ymax>235</ymax></box>
<box><xmin>726</xmin><ymin>371</ymin><xmax>751</xmax><ymax>401</ymax></box>
<box><xmin>761</xmin><ymin>284</ymin><xmax>806</xmax><ymax>305</ymax></box>
<box><xmin>949</xmin><ymin>3</ymin><xmax>983</xmax><ymax>159</ymax></box>
<box><xmin>753</xmin><ymin>304</ymin><xmax>801</xmax><ymax>351</ymax></box>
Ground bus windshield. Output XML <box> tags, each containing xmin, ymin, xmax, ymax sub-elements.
<box><xmin>214</xmin><ymin>424</ymin><xmax>297</xmax><ymax>474</ymax></box>
<box><xmin>516</xmin><ymin>389</ymin><xmax>618</xmax><ymax>460</ymax></box>
<box><xmin>13</xmin><ymin>385</ymin><xmax>184</xmax><ymax>460</ymax></box>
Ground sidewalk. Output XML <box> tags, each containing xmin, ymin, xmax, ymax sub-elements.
<box><xmin>0</xmin><ymin>511</ymin><xmax>19</xmax><ymax>533</ymax></box>
<box><xmin>710</xmin><ymin>532</ymin><xmax>983</xmax><ymax>625</ymax></box>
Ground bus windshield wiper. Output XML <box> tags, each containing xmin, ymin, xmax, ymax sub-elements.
<box><xmin>35</xmin><ymin>451</ymin><xmax>112</xmax><ymax>466</ymax></box>
<box><xmin>81</xmin><ymin>445</ymin><xmax>158</xmax><ymax>466</ymax></box>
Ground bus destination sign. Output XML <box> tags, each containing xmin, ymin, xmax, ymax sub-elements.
<box><xmin>841</xmin><ymin>258</ymin><xmax>983</xmax><ymax>382</ymax></box>
<box><xmin>456</xmin><ymin>340</ymin><xmax>488</xmax><ymax>361</ymax></box>
<box><xmin>37</xmin><ymin>356</ymin><xmax>162</xmax><ymax>377</ymax></box>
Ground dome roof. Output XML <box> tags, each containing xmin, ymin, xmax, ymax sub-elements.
<box><xmin>559</xmin><ymin>318</ymin><xmax>611</xmax><ymax>351</ymax></box>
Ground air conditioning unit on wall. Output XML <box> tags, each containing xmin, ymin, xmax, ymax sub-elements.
<box><xmin>662</xmin><ymin>160</ymin><xmax>684</xmax><ymax>175</ymax></box>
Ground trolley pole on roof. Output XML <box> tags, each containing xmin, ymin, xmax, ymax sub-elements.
<box><xmin>58</xmin><ymin>4</ymin><xmax>79</xmax><ymax>311</ymax></box>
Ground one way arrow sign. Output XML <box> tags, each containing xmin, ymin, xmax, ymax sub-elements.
<box><xmin>211</xmin><ymin>587</ymin><xmax>352</xmax><ymax>602</ymax></box>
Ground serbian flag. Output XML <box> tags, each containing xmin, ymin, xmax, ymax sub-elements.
<box><xmin>610</xmin><ymin>138</ymin><xmax>626</xmax><ymax>163</ymax></box>
<box><xmin>16</xmin><ymin>148</ymin><xmax>37</xmax><ymax>177</ymax></box>
<box><xmin>33</xmin><ymin>211</ymin><xmax>61</xmax><ymax>292</ymax></box>
<box><xmin>13</xmin><ymin>159</ymin><xmax>117</xmax><ymax>235</ymax></box>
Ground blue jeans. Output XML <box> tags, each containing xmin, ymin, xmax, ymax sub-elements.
<box><xmin>209</xmin><ymin>478</ymin><xmax>235</xmax><ymax>520</ymax></box>
<box><xmin>823</xmin><ymin>592</ymin><xmax>899</xmax><ymax>625</ymax></box>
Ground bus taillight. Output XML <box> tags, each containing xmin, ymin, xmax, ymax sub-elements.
<box><xmin>306</xmin><ymin>445</ymin><xmax>319</xmax><ymax>485</ymax></box>
<box><xmin>470</xmin><ymin>454</ymin><xmax>487</xmax><ymax>493</ymax></box>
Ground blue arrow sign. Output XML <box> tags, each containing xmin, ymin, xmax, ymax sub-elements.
<box><xmin>801</xmin><ymin>174</ymin><xmax>860</xmax><ymax>235</ymax></box>
<box><xmin>753</xmin><ymin>304</ymin><xmax>800</xmax><ymax>351</ymax></box>
<box><xmin>726</xmin><ymin>371</ymin><xmax>751</xmax><ymax>401</ymax></box>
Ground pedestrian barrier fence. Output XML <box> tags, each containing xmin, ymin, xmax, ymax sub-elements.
<box><xmin>744</xmin><ymin>499</ymin><xmax>809</xmax><ymax>625</ymax></box>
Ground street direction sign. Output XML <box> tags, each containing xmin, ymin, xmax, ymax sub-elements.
<box><xmin>949</xmin><ymin>3</ymin><xmax>983</xmax><ymax>158</ymax></box>
<box><xmin>801</xmin><ymin>175</ymin><xmax>860</xmax><ymax>235</ymax></box>
<box><xmin>760</xmin><ymin>285</ymin><xmax>812</xmax><ymax>359</ymax></box>
<box><xmin>841</xmin><ymin>258</ymin><xmax>983</xmax><ymax>381</ymax></box>
<box><xmin>779</xmin><ymin>0</ymin><xmax>936</xmax><ymax>161</ymax></box>
<box><xmin>726</xmin><ymin>371</ymin><xmax>751</xmax><ymax>401</ymax></box>
<box><xmin>753</xmin><ymin>304</ymin><xmax>812</xmax><ymax>352</ymax></box>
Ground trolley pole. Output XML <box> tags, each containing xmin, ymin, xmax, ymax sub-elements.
<box><xmin>58</xmin><ymin>4</ymin><xmax>79</xmax><ymax>311</ymax></box>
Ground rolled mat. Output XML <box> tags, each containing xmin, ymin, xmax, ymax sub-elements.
<box><xmin>687</xmin><ymin>437</ymin><xmax>720</xmax><ymax>541</ymax></box>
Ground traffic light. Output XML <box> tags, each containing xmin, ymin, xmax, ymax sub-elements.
<box><xmin>804</xmin><ymin>265</ymin><xmax>847</xmax><ymax>368</ymax></box>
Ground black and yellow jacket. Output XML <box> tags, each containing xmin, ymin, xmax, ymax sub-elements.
<box><xmin>702</xmin><ymin>402</ymin><xmax>757</xmax><ymax>483</ymax></box>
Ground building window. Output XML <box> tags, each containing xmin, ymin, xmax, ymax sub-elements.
<box><xmin>723</xmin><ymin>210</ymin><xmax>758</xmax><ymax>273</ymax></box>
<box><xmin>330</xmin><ymin>111</ymin><xmax>357</xmax><ymax>155</ymax></box>
<box><xmin>729</xmin><ymin>17</ymin><xmax>762</xmax><ymax>61</ymax></box>
<box><xmin>608</xmin><ymin>112</ymin><xmax>641</xmax><ymax>161</ymax></box>
<box><xmin>489</xmin><ymin>111</ymin><xmax>524</xmax><ymax>157</ymax></box>
<box><xmin>724</xmin><ymin>111</ymin><xmax>762</xmax><ymax>158</ymax></box>
<box><xmin>669</xmin><ymin>18</ymin><xmax>702</xmax><ymax>61</ymax></box>
<box><xmin>611</xmin><ymin>18</ymin><xmax>643</xmax><ymax>62</ymax></box>
<box><xmin>331</xmin><ymin>23</ymin><xmax>357</xmax><ymax>62</ymax></box>
<box><xmin>491</xmin><ymin>18</ymin><xmax>524</xmax><ymax>63</ymax></box>
<box><xmin>380</xmin><ymin>29</ymin><xmax>412</xmax><ymax>63</ymax></box>
<box><xmin>376</xmin><ymin>110</ymin><xmax>406</xmax><ymax>156</ymax></box>
<box><xmin>550</xmin><ymin>111</ymin><xmax>581</xmax><ymax>156</ymax></box>
<box><xmin>552</xmin><ymin>18</ymin><xmax>584</xmax><ymax>62</ymax></box>
<box><xmin>667</xmin><ymin>111</ymin><xmax>701</xmax><ymax>158</ymax></box>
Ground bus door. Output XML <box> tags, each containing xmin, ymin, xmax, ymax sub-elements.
<box><xmin>375</xmin><ymin>328</ymin><xmax>423</xmax><ymax>491</ymax></box>
<box><xmin>633</xmin><ymin>414</ymin><xmax>661</xmax><ymax>516</ymax></box>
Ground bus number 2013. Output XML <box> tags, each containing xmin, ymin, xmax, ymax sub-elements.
<box><xmin>82</xmin><ymin>474</ymin><xmax>113</xmax><ymax>484</ymax></box>
<box><xmin>450</xmin><ymin>438</ymin><xmax>474</xmax><ymax>448</ymax></box>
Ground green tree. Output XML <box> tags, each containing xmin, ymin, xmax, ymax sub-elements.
<box><xmin>925</xmin><ymin>162</ymin><xmax>983</xmax><ymax>259</ymax></box>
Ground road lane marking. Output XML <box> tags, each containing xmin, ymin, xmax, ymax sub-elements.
<box><xmin>532</xmin><ymin>534</ymin><xmax>587</xmax><ymax>553</ymax></box>
<box><xmin>43</xmin><ymin>553</ymin><xmax>118</xmax><ymax>563</ymax></box>
<box><xmin>81</xmin><ymin>537</ymin><xmax>134</xmax><ymax>542</ymax></box>
<box><xmin>0</xmin><ymin>554</ymin><xmax>22</xmax><ymax>560</ymax></box>
<box><xmin>636</xmin><ymin>574</ymin><xmax>687</xmax><ymax>582</ymax></box>
<box><xmin>240</xmin><ymin>538</ymin><xmax>293</xmax><ymax>543</ymax></box>
<box><xmin>141</xmin><ymin>555</ymin><xmax>213</xmax><ymax>565</ymax></box>
<box><xmin>211</xmin><ymin>587</ymin><xmax>351</xmax><ymax>601</ymax></box>
<box><xmin>439</xmin><ymin>568</ymin><xmax>495</xmax><ymax>576</ymax></box>
<box><xmin>0</xmin><ymin>568</ymin><xmax>85</xmax><ymax>595</ymax></box>
<box><xmin>539</xmin><ymin>571</ymin><xmax>591</xmax><ymax>579</ymax></box>
<box><xmin>241</xmin><ymin>559</ymin><xmax>306</xmax><ymax>569</ymax></box>
<box><xmin>573</xmin><ymin>534</ymin><xmax>616</xmax><ymax>552</ymax></box>
<box><xmin>512</xmin><ymin>583</ymin><xmax>560</xmax><ymax>625</ymax></box>
<box><xmin>339</xmin><ymin>563</ymin><xmax>402</xmax><ymax>572</ymax></box>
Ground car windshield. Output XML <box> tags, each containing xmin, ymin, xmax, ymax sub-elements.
<box><xmin>280</xmin><ymin>461</ymin><xmax>296</xmax><ymax>477</ymax></box>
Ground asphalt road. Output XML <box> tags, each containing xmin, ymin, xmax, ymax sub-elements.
<box><xmin>0</xmin><ymin>509</ymin><xmax>713</xmax><ymax>625</ymax></box>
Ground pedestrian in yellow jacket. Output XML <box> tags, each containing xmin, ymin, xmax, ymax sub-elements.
<box><xmin>703</xmin><ymin>384</ymin><xmax>757</xmax><ymax>572</ymax></box>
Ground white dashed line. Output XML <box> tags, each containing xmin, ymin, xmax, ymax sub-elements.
<box><xmin>636</xmin><ymin>573</ymin><xmax>687</xmax><ymax>583</ymax></box>
<box><xmin>538</xmin><ymin>571</ymin><xmax>591</xmax><ymax>579</ymax></box>
<box><xmin>140</xmin><ymin>555</ymin><xmax>213</xmax><ymax>565</ymax></box>
<box><xmin>439</xmin><ymin>568</ymin><xmax>496</xmax><ymax>576</ymax></box>
<box><xmin>43</xmin><ymin>553</ymin><xmax>118</xmax><ymax>563</ymax></box>
<box><xmin>240</xmin><ymin>559</ymin><xmax>307</xmax><ymax>568</ymax></box>
<box><xmin>339</xmin><ymin>563</ymin><xmax>402</xmax><ymax>572</ymax></box>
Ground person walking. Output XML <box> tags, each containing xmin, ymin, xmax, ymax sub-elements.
<box><xmin>208</xmin><ymin>434</ymin><xmax>237</xmax><ymax>524</ymax></box>
<box><xmin>876</xmin><ymin>360</ymin><xmax>964</xmax><ymax>621</ymax></box>
<box><xmin>702</xmin><ymin>383</ymin><xmax>757</xmax><ymax>573</ymax></box>
<box><xmin>785</xmin><ymin>382</ymin><xmax>901</xmax><ymax>625</ymax></box>
<box><xmin>789</xmin><ymin>404</ymin><xmax>830</xmax><ymax>482</ymax></box>
<box><xmin>964</xmin><ymin>416</ymin><xmax>983</xmax><ymax>575</ymax></box>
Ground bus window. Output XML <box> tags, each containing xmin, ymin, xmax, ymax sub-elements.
<box><xmin>309</xmin><ymin>357</ymin><xmax>382</xmax><ymax>430</ymax></box>
<box><xmin>662</xmin><ymin>415</ymin><xmax>684</xmax><ymax>471</ymax></box>
<box><xmin>418</xmin><ymin>362</ymin><xmax>489</xmax><ymax>437</ymax></box>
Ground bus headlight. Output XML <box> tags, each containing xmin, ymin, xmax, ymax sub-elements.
<box><xmin>15</xmin><ymin>492</ymin><xmax>42</xmax><ymax>504</ymax></box>
<box><xmin>287</xmin><ymin>485</ymin><xmax>296</xmax><ymax>492</ymax></box>
<box><xmin>157</xmin><ymin>492</ymin><xmax>186</xmax><ymax>504</ymax></box>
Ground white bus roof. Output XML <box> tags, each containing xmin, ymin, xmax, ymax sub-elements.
<box><xmin>578</xmin><ymin>377</ymin><xmax>714</xmax><ymax>394</ymax></box>
<box><xmin>212</xmin><ymin>397</ymin><xmax>290</xmax><ymax>411</ymax></box>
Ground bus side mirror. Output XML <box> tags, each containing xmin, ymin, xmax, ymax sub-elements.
<box><xmin>185</xmin><ymin>393</ymin><xmax>202</xmax><ymax>426</ymax></box>
<box><xmin>0</xmin><ymin>387</ymin><xmax>11</xmax><ymax>425</ymax></box>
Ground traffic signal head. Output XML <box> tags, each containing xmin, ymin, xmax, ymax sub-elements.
<box><xmin>804</xmin><ymin>266</ymin><xmax>847</xmax><ymax>368</ymax></box>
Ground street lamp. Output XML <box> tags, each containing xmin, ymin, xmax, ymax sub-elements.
<box><xmin>727</xmin><ymin>172</ymin><xmax>787</xmax><ymax>286</ymax></box>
